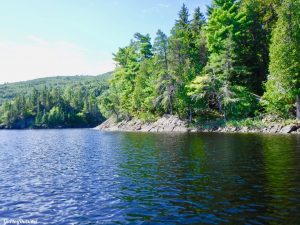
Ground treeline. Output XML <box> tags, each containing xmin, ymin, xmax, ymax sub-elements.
<box><xmin>0</xmin><ymin>82</ymin><xmax>108</xmax><ymax>128</ymax></box>
<box><xmin>0</xmin><ymin>72</ymin><xmax>112</xmax><ymax>105</ymax></box>
<box><xmin>100</xmin><ymin>0</ymin><xmax>300</xmax><ymax>122</ymax></box>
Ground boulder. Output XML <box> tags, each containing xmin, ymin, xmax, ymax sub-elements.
<box><xmin>280</xmin><ymin>125</ymin><xmax>300</xmax><ymax>134</ymax></box>
<box><xmin>269</xmin><ymin>124</ymin><xmax>282</xmax><ymax>133</ymax></box>
<box><xmin>240</xmin><ymin>127</ymin><xmax>249</xmax><ymax>133</ymax></box>
<box><xmin>172</xmin><ymin>126</ymin><xmax>189</xmax><ymax>132</ymax></box>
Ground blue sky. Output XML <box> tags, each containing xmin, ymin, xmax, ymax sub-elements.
<box><xmin>0</xmin><ymin>0</ymin><xmax>211</xmax><ymax>83</ymax></box>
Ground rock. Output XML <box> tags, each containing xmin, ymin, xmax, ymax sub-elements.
<box><xmin>172</xmin><ymin>126</ymin><xmax>189</xmax><ymax>132</ymax></box>
<box><xmin>240</xmin><ymin>127</ymin><xmax>248</xmax><ymax>133</ymax></box>
<box><xmin>96</xmin><ymin>115</ymin><xmax>189</xmax><ymax>133</ymax></box>
<box><xmin>163</xmin><ymin>125</ymin><xmax>175</xmax><ymax>132</ymax></box>
<box><xmin>291</xmin><ymin>129</ymin><xmax>299</xmax><ymax>134</ymax></box>
<box><xmin>265</xmin><ymin>124</ymin><xmax>282</xmax><ymax>133</ymax></box>
<box><xmin>140</xmin><ymin>124</ymin><xmax>153</xmax><ymax>132</ymax></box>
<box><xmin>96</xmin><ymin>115</ymin><xmax>300</xmax><ymax>135</ymax></box>
<box><xmin>280</xmin><ymin>125</ymin><xmax>299</xmax><ymax>134</ymax></box>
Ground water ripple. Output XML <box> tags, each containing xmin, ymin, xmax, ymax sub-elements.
<box><xmin>0</xmin><ymin>130</ymin><xmax>299</xmax><ymax>224</ymax></box>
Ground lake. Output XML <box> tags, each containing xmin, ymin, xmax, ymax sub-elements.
<box><xmin>0</xmin><ymin>129</ymin><xmax>299</xmax><ymax>224</ymax></box>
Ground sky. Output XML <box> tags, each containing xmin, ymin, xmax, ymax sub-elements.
<box><xmin>0</xmin><ymin>0</ymin><xmax>211</xmax><ymax>83</ymax></box>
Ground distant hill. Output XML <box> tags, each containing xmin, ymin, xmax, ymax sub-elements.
<box><xmin>0</xmin><ymin>72</ymin><xmax>113</xmax><ymax>105</ymax></box>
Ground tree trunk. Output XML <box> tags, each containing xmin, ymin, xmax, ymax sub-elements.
<box><xmin>164</xmin><ymin>50</ymin><xmax>168</xmax><ymax>71</ymax></box>
<box><xmin>297</xmin><ymin>94</ymin><xmax>300</xmax><ymax>120</ymax></box>
<box><xmin>113</xmin><ymin>108</ymin><xmax>119</xmax><ymax>121</ymax></box>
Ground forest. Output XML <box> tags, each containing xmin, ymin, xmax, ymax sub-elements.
<box><xmin>99</xmin><ymin>0</ymin><xmax>300</xmax><ymax>123</ymax></box>
<box><xmin>0</xmin><ymin>74</ymin><xmax>111</xmax><ymax>128</ymax></box>
<box><xmin>0</xmin><ymin>0</ymin><xmax>299</xmax><ymax>128</ymax></box>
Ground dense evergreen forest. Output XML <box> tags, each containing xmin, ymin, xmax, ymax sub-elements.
<box><xmin>99</xmin><ymin>0</ymin><xmax>300</xmax><ymax>123</ymax></box>
<box><xmin>0</xmin><ymin>72</ymin><xmax>112</xmax><ymax>105</ymax></box>
<box><xmin>0</xmin><ymin>73</ymin><xmax>112</xmax><ymax>128</ymax></box>
<box><xmin>0</xmin><ymin>0</ymin><xmax>299</xmax><ymax>129</ymax></box>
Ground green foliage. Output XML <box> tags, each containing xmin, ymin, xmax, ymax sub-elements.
<box><xmin>188</xmin><ymin>71</ymin><xmax>258</xmax><ymax>120</ymax></box>
<box><xmin>188</xmin><ymin>32</ymin><xmax>257</xmax><ymax>119</ymax></box>
<box><xmin>226</xmin><ymin>117</ymin><xmax>265</xmax><ymax>129</ymax></box>
<box><xmin>0</xmin><ymin>72</ymin><xmax>112</xmax><ymax>106</ymax></box>
<box><xmin>238</xmin><ymin>0</ymin><xmax>273</xmax><ymax>94</ymax></box>
<box><xmin>0</xmin><ymin>79</ymin><xmax>108</xmax><ymax>128</ymax></box>
<box><xmin>48</xmin><ymin>106</ymin><xmax>64</xmax><ymax>126</ymax></box>
<box><xmin>206</xmin><ymin>0</ymin><xmax>247</xmax><ymax>54</ymax></box>
<box><xmin>102</xmin><ymin>1</ymin><xmax>294</xmax><ymax>122</ymax></box>
<box><xmin>262</xmin><ymin>0</ymin><xmax>300</xmax><ymax>118</ymax></box>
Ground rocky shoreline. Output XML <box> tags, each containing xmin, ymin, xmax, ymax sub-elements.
<box><xmin>95</xmin><ymin>115</ymin><xmax>189</xmax><ymax>132</ymax></box>
<box><xmin>95</xmin><ymin>115</ymin><xmax>300</xmax><ymax>134</ymax></box>
<box><xmin>198</xmin><ymin>123</ymin><xmax>300</xmax><ymax>134</ymax></box>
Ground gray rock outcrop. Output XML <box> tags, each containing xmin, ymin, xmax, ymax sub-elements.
<box><xmin>95</xmin><ymin>115</ymin><xmax>189</xmax><ymax>132</ymax></box>
<box><xmin>279</xmin><ymin>125</ymin><xmax>299</xmax><ymax>134</ymax></box>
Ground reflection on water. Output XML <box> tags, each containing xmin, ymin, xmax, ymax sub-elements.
<box><xmin>0</xmin><ymin>130</ymin><xmax>299</xmax><ymax>224</ymax></box>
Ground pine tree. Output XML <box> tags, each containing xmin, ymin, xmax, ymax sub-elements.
<box><xmin>153</xmin><ymin>29</ymin><xmax>169</xmax><ymax>70</ymax></box>
<box><xmin>190</xmin><ymin>7</ymin><xmax>208</xmax><ymax>73</ymax></box>
<box><xmin>206</xmin><ymin>0</ymin><xmax>252</xmax><ymax>87</ymax></box>
<box><xmin>175</xmin><ymin>3</ymin><xmax>190</xmax><ymax>29</ymax></box>
<box><xmin>133</xmin><ymin>33</ymin><xmax>153</xmax><ymax>60</ymax></box>
<box><xmin>188</xmin><ymin>36</ymin><xmax>257</xmax><ymax>119</ymax></box>
<box><xmin>191</xmin><ymin>7</ymin><xmax>205</xmax><ymax>33</ymax></box>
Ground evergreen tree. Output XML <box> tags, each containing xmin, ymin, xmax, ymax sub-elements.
<box><xmin>189</xmin><ymin>35</ymin><xmax>256</xmax><ymax>119</ymax></box>
<box><xmin>175</xmin><ymin>3</ymin><xmax>190</xmax><ymax>29</ymax></box>
<box><xmin>153</xmin><ymin>29</ymin><xmax>169</xmax><ymax>70</ymax></box>
<box><xmin>206</xmin><ymin>0</ymin><xmax>254</xmax><ymax>87</ymax></box>
<box><xmin>191</xmin><ymin>7</ymin><xmax>205</xmax><ymax>34</ymax></box>
<box><xmin>133</xmin><ymin>33</ymin><xmax>153</xmax><ymax>60</ymax></box>
<box><xmin>263</xmin><ymin>0</ymin><xmax>300</xmax><ymax>119</ymax></box>
<box><xmin>238</xmin><ymin>0</ymin><xmax>282</xmax><ymax>95</ymax></box>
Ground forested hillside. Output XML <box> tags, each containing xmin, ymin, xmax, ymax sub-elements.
<box><xmin>99</xmin><ymin>0</ymin><xmax>300</xmax><ymax>123</ymax></box>
<box><xmin>0</xmin><ymin>72</ymin><xmax>112</xmax><ymax>105</ymax></box>
<box><xmin>0</xmin><ymin>72</ymin><xmax>112</xmax><ymax>128</ymax></box>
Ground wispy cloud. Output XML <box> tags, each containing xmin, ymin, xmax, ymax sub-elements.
<box><xmin>0</xmin><ymin>36</ymin><xmax>115</xmax><ymax>83</ymax></box>
<box><xmin>142</xmin><ymin>2</ymin><xmax>170</xmax><ymax>14</ymax></box>
<box><xmin>157</xmin><ymin>3</ymin><xmax>170</xmax><ymax>8</ymax></box>
<box><xmin>27</xmin><ymin>35</ymin><xmax>49</xmax><ymax>45</ymax></box>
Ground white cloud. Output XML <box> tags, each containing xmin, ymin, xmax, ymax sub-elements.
<box><xmin>0</xmin><ymin>36</ymin><xmax>115</xmax><ymax>83</ymax></box>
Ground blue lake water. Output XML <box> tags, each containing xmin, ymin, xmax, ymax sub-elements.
<box><xmin>0</xmin><ymin>129</ymin><xmax>299</xmax><ymax>224</ymax></box>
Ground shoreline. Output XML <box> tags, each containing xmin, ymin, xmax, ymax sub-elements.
<box><xmin>1</xmin><ymin>115</ymin><xmax>299</xmax><ymax>134</ymax></box>
<box><xmin>0</xmin><ymin>124</ymin><xmax>96</xmax><ymax>130</ymax></box>
<box><xmin>95</xmin><ymin>115</ymin><xmax>300</xmax><ymax>135</ymax></box>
